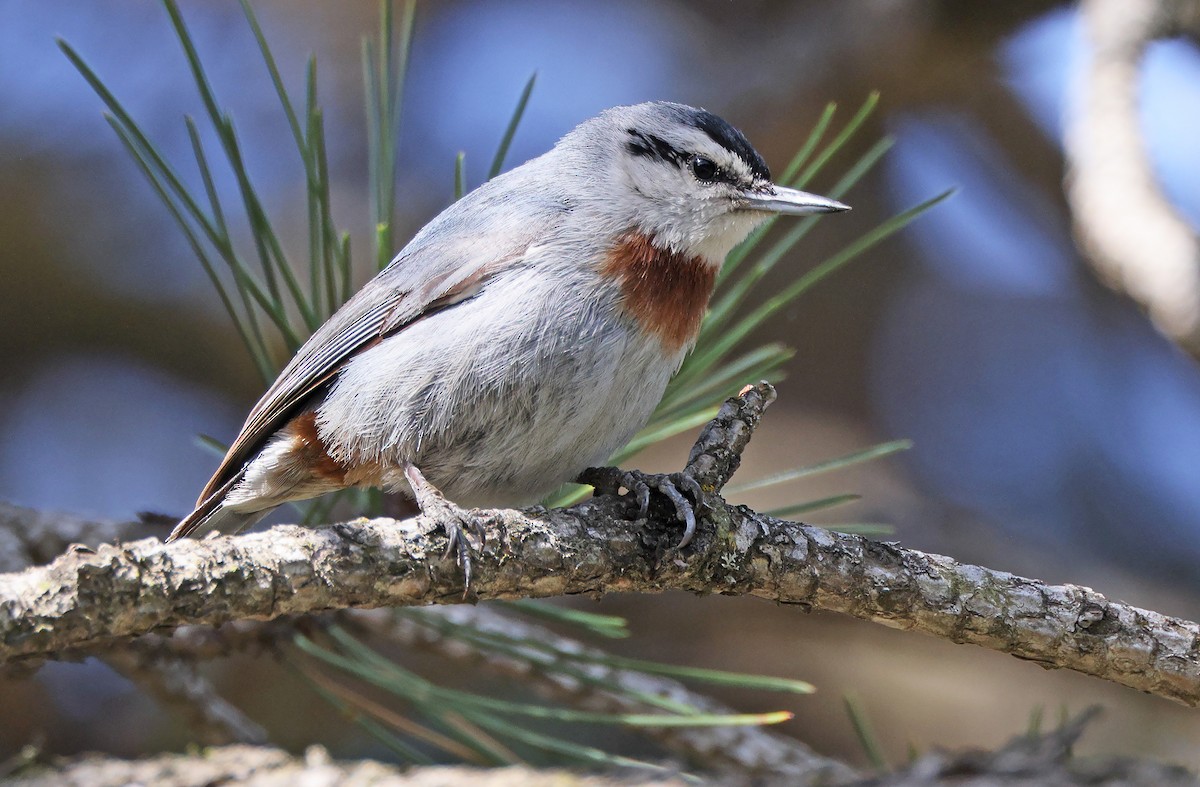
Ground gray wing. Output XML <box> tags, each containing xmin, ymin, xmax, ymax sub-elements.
<box><xmin>196</xmin><ymin>183</ymin><xmax>553</xmax><ymax>504</ymax></box>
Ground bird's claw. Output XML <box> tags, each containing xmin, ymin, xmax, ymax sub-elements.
<box><xmin>578</xmin><ymin>466</ymin><xmax>706</xmax><ymax>549</ymax></box>
<box><xmin>421</xmin><ymin>494</ymin><xmax>482</xmax><ymax>593</ymax></box>
<box><xmin>405</xmin><ymin>464</ymin><xmax>483</xmax><ymax>595</ymax></box>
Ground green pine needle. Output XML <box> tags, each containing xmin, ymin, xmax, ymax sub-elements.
<box><xmin>563</xmin><ymin>654</ymin><xmax>816</xmax><ymax>695</ymax></box>
<box><xmin>1028</xmin><ymin>705</ymin><xmax>1045</xmax><ymax>736</ymax></box>
<box><xmin>488</xmin><ymin>73</ymin><xmax>537</xmax><ymax>179</ymax></box>
<box><xmin>727</xmin><ymin>439</ymin><xmax>913</xmax><ymax>496</ymax></box>
<box><xmin>194</xmin><ymin>434</ymin><xmax>229</xmax><ymax>459</ymax></box>
<box><xmin>453</xmin><ymin>152</ymin><xmax>467</xmax><ymax>200</ymax></box>
<box><xmin>825</xmin><ymin>522</ymin><xmax>896</xmax><ymax>536</ymax></box>
<box><xmin>500</xmin><ymin>600</ymin><xmax>631</xmax><ymax>639</ymax></box>
<box><xmin>764</xmin><ymin>493</ymin><xmax>861</xmax><ymax>519</ymax></box>
<box><xmin>301</xmin><ymin>627</ymin><xmax>793</xmax><ymax>730</ymax></box>
<box><xmin>844</xmin><ymin>693</ymin><xmax>888</xmax><ymax>771</ymax></box>
<box><xmin>395</xmin><ymin>610</ymin><xmax>710</xmax><ymax>717</ymax></box>
<box><xmin>395</xmin><ymin>611</ymin><xmax>815</xmax><ymax>695</ymax></box>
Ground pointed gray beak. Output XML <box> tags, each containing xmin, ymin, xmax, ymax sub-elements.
<box><xmin>741</xmin><ymin>184</ymin><xmax>851</xmax><ymax>215</ymax></box>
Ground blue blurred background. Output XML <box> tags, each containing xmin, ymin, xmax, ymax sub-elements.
<box><xmin>2</xmin><ymin>0</ymin><xmax>1199</xmax><ymax>771</ymax></box>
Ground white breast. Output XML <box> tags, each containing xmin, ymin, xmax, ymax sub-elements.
<box><xmin>315</xmin><ymin>262</ymin><xmax>683</xmax><ymax>507</ymax></box>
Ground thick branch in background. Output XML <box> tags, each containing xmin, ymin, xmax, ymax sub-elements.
<box><xmin>1067</xmin><ymin>0</ymin><xmax>1200</xmax><ymax>345</ymax></box>
<box><xmin>8</xmin><ymin>710</ymin><xmax>1194</xmax><ymax>787</ymax></box>
<box><xmin>103</xmin><ymin>642</ymin><xmax>267</xmax><ymax>745</ymax></box>
<box><xmin>4</xmin><ymin>746</ymin><xmax>685</xmax><ymax>787</ymax></box>
<box><xmin>1</xmin><ymin>384</ymin><xmax>1199</xmax><ymax>710</ymax></box>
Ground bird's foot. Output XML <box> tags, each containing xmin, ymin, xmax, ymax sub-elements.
<box><xmin>404</xmin><ymin>464</ymin><xmax>486</xmax><ymax>593</ymax></box>
<box><xmin>578</xmin><ymin>466</ymin><xmax>706</xmax><ymax>549</ymax></box>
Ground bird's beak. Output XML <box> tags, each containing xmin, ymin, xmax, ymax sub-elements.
<box><xmin>741</xmin><ymin>184</ymin><xmax>850</xmax><ymax>215</ymax></box>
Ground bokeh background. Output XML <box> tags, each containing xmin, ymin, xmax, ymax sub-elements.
<box><xmin>2</xmin><ymin>0</ymin><xmax>1199</xmax><ymax>772</ymax></box>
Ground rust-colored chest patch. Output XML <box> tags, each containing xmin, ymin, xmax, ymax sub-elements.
<box><xmin>599</xmin><ymin>232</ymin><xmax>717</xmax><ymax>353</ymax></box>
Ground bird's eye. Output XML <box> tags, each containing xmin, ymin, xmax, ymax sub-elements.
<box><xmin>688</xmin><ymin>155</ymin><xmax>720</xmax><ymax>183</ymax></box>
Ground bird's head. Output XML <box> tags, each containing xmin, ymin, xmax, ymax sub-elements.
<box><xmin>561</xmin><ymin>101</ymin><xmax>849</xmax><ymax>264</ymax></box>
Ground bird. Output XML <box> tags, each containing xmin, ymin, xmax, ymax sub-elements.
<box><xmin>167</xmin><ymin>101</ymin><xmax>849</xmax><ymax>582</ymax></box>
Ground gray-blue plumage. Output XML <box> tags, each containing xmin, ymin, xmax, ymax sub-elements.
<box><xmin>170</xmin><ymin>101</ymin><xmax>847</xmax><ymax>541</ymax></box>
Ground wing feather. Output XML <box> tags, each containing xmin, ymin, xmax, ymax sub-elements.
<box><xmin>195</xmin><ymin>176</ymin><xmax>554</xmax><ymax>504</ymax></box>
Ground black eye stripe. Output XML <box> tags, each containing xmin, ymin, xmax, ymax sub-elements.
<box><xmin>625</xmin><ymin>128</ymin><xmax>744</xmax><ymax>187</ymax></box>
<box><xmin>625</xmin><ymin>104</ymin><xmax>770</xmax><ymax>184</ymax></box>
<box><xmin>625</xmin><ymin>129</ymin><xmax>684</xmax><ymax>165</ymax></box>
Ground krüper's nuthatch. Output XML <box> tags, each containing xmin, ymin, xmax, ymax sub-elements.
<box><xmin>168</xmin><ymin>101</ymin><xmax>849</xmax><ymax>579</ymax></box>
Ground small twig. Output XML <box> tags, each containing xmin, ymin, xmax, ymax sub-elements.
<box><xmin>104</xmin><ymin>644</ymin><xmax>267</xmax><ymax>745</ymax></box>
<box><xmin>0</xmin><ymin>502</ymin><xmax>157</xmax><ymax>572</ymax></box>
<box><xmin>873</xmin><ymin>707</ymin><xmax>1194</xmax><ymax>785</ymax></box>
<box><xmin>685</xmin><ymin>380</ymin><xmax>777</xmax><ymax>491</ymax></box>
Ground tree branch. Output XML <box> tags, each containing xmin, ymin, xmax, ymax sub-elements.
<box><xmin>0</xmin><ymin>501</ymin><xmax>153</xmax><ymax>573</ymax></box>
<box><xmin>1067</xmin><ymin>0</ymin><xmax>1200</xmax><ymax>345</ymax></box>
<box><xmin>5</xmin><ymin>746</ymin><xmax>684</xmax><ymax>787</ymax></box>
<box><xmin>0</xmin><ymin>506</ymin><xmax>270</xmax><ymax>744</ymax></box>
<box><xmin>1</xmin><ymin>383</ymin><xmax>1198</xmax><ymax>709</ymax></box>
<box><xmin>103</xmin><ymin>642</ymin><xmax>268</xmax><ymax>745</ymax></box>
<box><xmin>873</xmin><ymin>707</ymin><xmax>1195</xmax><ymax>786</ymax></box>
<box><xmin>9</xmin><ymin>710</ymin><xmax>1191</xmax><ymax>786</ymax></box>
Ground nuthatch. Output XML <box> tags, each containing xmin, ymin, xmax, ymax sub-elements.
<box><xmin>168</xmin><ymin>101</ymin><xmax>849</xmax><ymax>580</ymax></box>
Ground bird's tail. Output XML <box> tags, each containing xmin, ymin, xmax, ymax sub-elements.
<box><xmin>166</xmin><ymin>474</ymin><xmax>271</xmax><ymax>542</ymax></box>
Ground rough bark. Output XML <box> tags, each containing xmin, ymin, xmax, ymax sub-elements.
<box><xmin>4</xmin><ymin>484</ymin><xmax>1199</xmax><ymax>705</ymax></box>
<box><xmin>1</xmin><ymin>383</ymin><xmax>1198</xmax><ymax>709</ymax></box>
<box><xmin>4</xmin><ymin>746</ymin><xmax>686</xmax><ymax>787</ymax></box>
